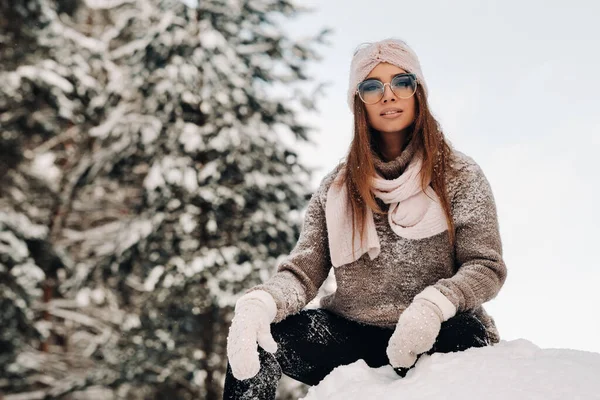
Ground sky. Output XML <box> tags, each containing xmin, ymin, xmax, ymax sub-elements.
<box><xmin>280</xmin><ymin>0</ymin><xmax>600</xmax><ymax>353</ymax></box>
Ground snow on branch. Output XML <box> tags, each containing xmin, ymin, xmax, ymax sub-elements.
<box><xmin>84</xmin><ymin>0</ymin><xmax>136</xmax><ymax>9</ymax></box>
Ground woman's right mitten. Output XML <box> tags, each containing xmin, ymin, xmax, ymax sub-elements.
<box><xmin>226</xmin><ymin>290</ymin><xmax>278</xmax><ymax>380</ymax></box>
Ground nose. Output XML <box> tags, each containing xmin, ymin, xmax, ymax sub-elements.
<box><xmin>382</xmin><ymin>83</ymin><xmax>396</xmax><ymax>103</ymax></box>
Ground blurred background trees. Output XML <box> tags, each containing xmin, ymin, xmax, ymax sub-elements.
<box><xmin>0</xmin><ymin>0</ymin><xmax>330</xmax><ymax>398</ymax></box>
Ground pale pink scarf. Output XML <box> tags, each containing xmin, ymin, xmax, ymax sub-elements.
<box><xmin>325</xmin><ymin>156</ymin><xmax>449</xmax><ymax>267</ymax></box>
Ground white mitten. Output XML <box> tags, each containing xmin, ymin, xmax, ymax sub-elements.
<box><xmin>226</xmin><ymin>290</ymin><xmax>279</xmax><ymax>380</ymax></box>
<box><xmin>387</xmin><ymin>286</ymin><xmax>456</xmax><ymax>369</ymax></box>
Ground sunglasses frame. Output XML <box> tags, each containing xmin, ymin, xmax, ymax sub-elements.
<box><xmin>355</xmin><ymin>73</ymin><xmax>418</xmax><ymax>104</ymax></box>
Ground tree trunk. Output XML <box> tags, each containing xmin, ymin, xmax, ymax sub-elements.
<box><xmin>201</xmin><ymin>303</ymin><xmax>221</xmax><ymax>400</ymax></box>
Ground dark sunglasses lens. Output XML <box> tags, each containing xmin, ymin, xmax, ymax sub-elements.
<box><xmin>358</xmin><ymin>80</ymin><xmax>383</xmax><ymax>104</ymax></box>
<box><xmin>391</xmin><ymin>75</ymin><xmax>417</xmax><ymax>98</ymax></box>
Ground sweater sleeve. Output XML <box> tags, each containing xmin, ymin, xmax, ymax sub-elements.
<box><xmin>432</xmin><ymin>158</ymin><xmax>507</xmax><ymax>312</ymax></box>
<box><xmin>243</xmin><ymin>168</ymin><xmax>339</xmax><ymax>323</ymax></box>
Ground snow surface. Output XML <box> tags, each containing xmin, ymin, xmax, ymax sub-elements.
<box><xmin>300</xmin><ymin>339</ymin><xmax>600</xmax><ymax>400</ymax></box>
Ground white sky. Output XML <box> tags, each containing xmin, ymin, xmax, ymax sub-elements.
<box><xmin>283</xmin><ymin>0</ymin><xmax>600</xmax><ymax>353</ymax></box>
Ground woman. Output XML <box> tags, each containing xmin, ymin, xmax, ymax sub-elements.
<box><xmin>223</xmin><ymin>38</ymin><xmax>507</xmax><ymax>399</ymax></box>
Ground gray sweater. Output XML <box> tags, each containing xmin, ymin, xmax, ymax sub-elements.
<box><xmin>246</xmin><ymin>142</ymin><xmax>507</xmax><ymax>343</ymax></box>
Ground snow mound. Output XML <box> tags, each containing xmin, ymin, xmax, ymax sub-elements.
<box><xmin>300</xmin><ymin>339</ymin><xmax>600</xmax><ymax>400</ymax></box>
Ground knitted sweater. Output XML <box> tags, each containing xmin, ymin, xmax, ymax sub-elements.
<box><xmin>245</xmin><ymin>141</ymin><xmax>507</xmax><ymax>343</ymax></box>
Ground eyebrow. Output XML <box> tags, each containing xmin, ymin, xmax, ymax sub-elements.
<box><xmin>365</xmin><ymin>73</ymin><xmax>407</xmax><ymax>81</ymax></box>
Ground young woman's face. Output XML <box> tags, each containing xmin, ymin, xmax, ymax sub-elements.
<box><xmin>362</xmin><ymin>62</ymin><xmax>416</xmax><ymax>135</ymax></box>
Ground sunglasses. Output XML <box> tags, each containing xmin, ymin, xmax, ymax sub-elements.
<box><xmin>356</xmin><ymin>73</ymin><xmax>418</xmax><ymax>104</ymax></box>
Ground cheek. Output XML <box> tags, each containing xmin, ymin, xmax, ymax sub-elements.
<box><xmin>404</xmin><ymin>100</ymin><xmax>417</xmax><ymax>121</ymax></box>
<box><xmin>365</xmin><ymin>105</ymin><xmax>378</xmax><ymax>123</ymax></box>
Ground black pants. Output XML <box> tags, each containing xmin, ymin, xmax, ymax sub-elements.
<box><xmin>223</xmin><ymin>308</ymin><xmax>488</xmax><ymax>400</ymax></box>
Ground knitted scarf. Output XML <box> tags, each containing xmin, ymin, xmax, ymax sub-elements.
<box><xmin>325</xmin><ymin>155</ymin><xmax>449</xmax><ymax>267</ymax></box>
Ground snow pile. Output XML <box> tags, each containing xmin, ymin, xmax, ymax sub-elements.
<box><xmin>301</xmin><ymin>339</ymin><xmax>600</xmax><ymax>400</ymax></box>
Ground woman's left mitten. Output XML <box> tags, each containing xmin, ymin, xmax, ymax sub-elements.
<box><xmin>386</xmin><ymin>298</ymin><xmax>443</xmax><ymax>369</ymax></box>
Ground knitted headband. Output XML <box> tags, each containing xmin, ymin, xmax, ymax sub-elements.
<box><xmin>347</xmin><ymin>38</ymin><xmax>428</xmax><ymax>112</ymax></box>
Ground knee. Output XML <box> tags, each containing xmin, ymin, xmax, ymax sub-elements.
<box><xmin>444</xmin><ymin>312</ymin><xmax>486</xmax><ymax>332</ymax></box>
<box><xmin>433</xmin><ymin>312</ymin><xmax>488</xmax><ymax>353</ymax></box>
<box><xmin>269</xmin><ymin>308</ymin><xmax>325</xmax><ymax>343</ymax></box>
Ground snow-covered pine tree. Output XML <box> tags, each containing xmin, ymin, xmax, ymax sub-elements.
<box><xmin>74</xmin><ymin>1</ymin><xmax>328</xmax><ymax>397</ymax></box>
<box><xmin>0</xmin><ymin>212</ymin><xmax>50</xmax><ymax>390</ymax></box>
<box><xmin>0</xmin><ymin>0</ymin><xmax>113</xmax><ymax>394</ymax></box>
<box><xmin>2</xmin><ymin>0</ymin><xmax>329</xmax><ymax>398</ymax></box>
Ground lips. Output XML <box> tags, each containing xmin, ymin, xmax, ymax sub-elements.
<box><xmin>380</xmin><ymin>107</ymin><xmax>403</xmax><ymax>116</ymax></box>
<box><xmin>380</xmin><ymin>108</ymin><xmax>403</xmax><ymax>119</ymax></box>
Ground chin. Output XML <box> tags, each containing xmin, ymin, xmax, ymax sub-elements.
<box><xmin>376</xmin><ymin>123</ymin><xmax>411</xmax><ymax>133</ymax></box>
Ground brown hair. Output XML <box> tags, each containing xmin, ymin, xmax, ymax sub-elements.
<box><xmin>336</xmin><ymin>84</ymin><xmax>456</xmax><ymax>253</ymax></box>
